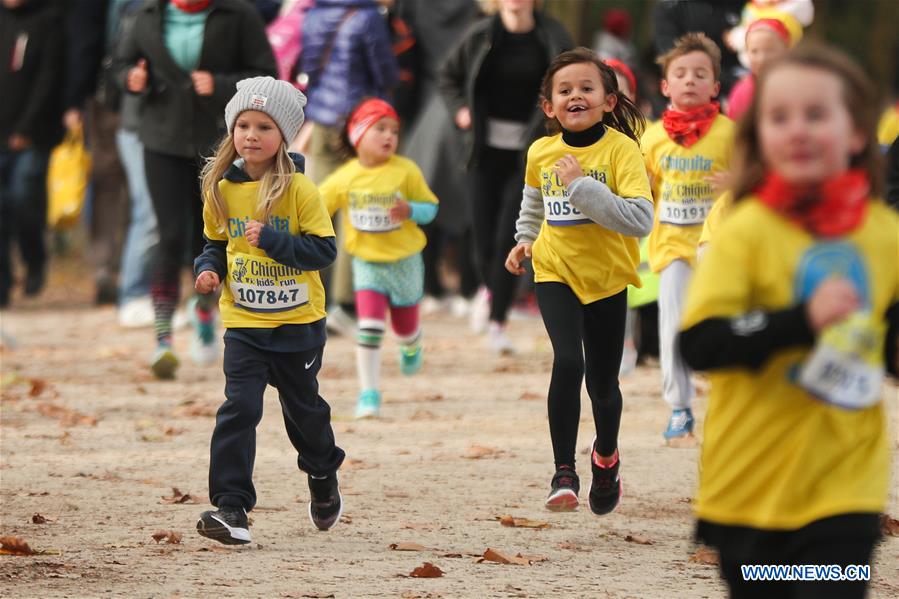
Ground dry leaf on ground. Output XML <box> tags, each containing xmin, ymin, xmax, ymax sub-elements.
<box><xmin>477</xmin><ymin>548</ymin><xmax>532</xmax><ymax>566</ymax></box>
<box><xmin>0</xmin><ymin>536</ymin><xmax>38</xmax><ymax>555</ymax></box>
<box><xmin>159</xmin><ymin>487</ymin><xmax>201</xmax><ymax>504</ymax></box>
<box><xmin>882</xmin><ymin>514</ymin><xmax>899</xmax><ymax>537</ymax></box>
<box><xmin>408</xmin><ymin>562</ymin><xmax>444</xmax><ymax>578</ymax></box>
<box><xmin>151</xmin><ymin>531</ymin><xmax>183</xmax><ymax>544</ymax></box>
<box><xmin>499</xmin><ymin>515</ymin><xmax>550</xmax><ymax>529</ymax></box>
<box><xmin>31</xmin><ymin>513</ymin><xmax>56</xmax><ymax>524</ymax></box>
<box><xmin>463</xmin><ymin>444</ymin><xmax>504</xmax><ymax>459</ymax></box>
<box><xmin>518</xmin><ymin>391</ymin><xmax>541</xmax><ymax>401</ymax></box>
<box><xmin>29</xmin><ymin>378</ymin><xmax>48</xmax><ymax>397</ymax></box>
<box><xmin>35</xmin><ymin>402</ymin><xmax>97</xmax><ymax>427</ymax></box>
<box><xmin>689</xmin><ymin>547</ymin><xmax>719</xmax><ymax>565</ymax></box>
<box><xmin>389</xmin><ymin>542</ymin><xmax>428</xmax><ymax>552</ymax></box>
<box><xmin>624</xmin><ymin>534</ymin><xmax>653</xmax><ymax>545</ymax></box>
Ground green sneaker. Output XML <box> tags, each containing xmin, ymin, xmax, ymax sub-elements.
<box><xmin>355</xmin><ymin>389</ymin><xmax>381</xmax><ymax>419</ymax></box>
<box><xmin>399</xmin><ymin>345</ymin><xmax>422</xmax><ymax>375</ymax></box>
<box><xmin>151</xmin><ymin>345</ymin><xmax>179</xmax><ymax>380</ymax></box>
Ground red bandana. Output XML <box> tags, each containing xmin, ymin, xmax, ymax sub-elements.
<box><xmin>347</xmin><ymin>98</ymin><xmax>398</xmax><ymax>147</ymax></box>
<box><xmin>662</xmin><ymin>102</ymin><xmax>720</xmax><ymax>148</ymax></box>
<box><xmin>171</xmin><ymin>0</ymin><xmax>212</xmax><ymax>14</ymax></box>
<box><xmin>755</xmin><ymin>169</ymin><xmax>870</xmax><ymax>238</ymax></box>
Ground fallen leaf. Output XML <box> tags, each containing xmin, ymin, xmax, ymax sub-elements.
<box><xmin>518</xmin><ymin>391</ymin><xmax>542</xmax><ymax>401</ymax></box>
<box><xmin>689</xmin><ymin>547</ymin><xmax>719</xmax><ymax>566</ymax></box>
<box><xmin>151</xmin><ymin>531</ymin><xmax>183</xmax><ymax>544</ymax></box>
<box><xmin>478</xmin><ymin>548</ymin><xmax>531</xmax><ymax>566</ymax></box>
<box><xmin>342</xmin><ymin>458</ymin><xmax>371</xmax><ymax>470</ymax></box>
<box><xmin>35</xmin><ymin>402</ymin><xmax>97</xmax><ymax>427</ymax></box>
<box><xmin>160</xmin><ymin>487</ymin><xmax>201</xmax><ymax>505</ymax></box>
<box><xmin>0</xmin><ymin>536</ymin><xmax>37</xmax><ymax>555</ymax></box>
<box><xmin>173</xmin><ymin>402</ymin><xmax>217</xmax><ymax>418</ymax></box>
<box><xmin>624</xmin><ymin>534</ymin><xmax>653</xmax><ymax>545</ymax></box>
<box><xmin>463</xmin><ymin>444</ymin><xmax>504</xmax><ymax>460</ymax></box>
<box><xmin>882</xmin><ymin>514</ymin><xmax>899</xmax><ymax>537</ymax></box>
<box><xmin>499</xmin><ymin>515</ymin><xmax>550</xmax><ymax>529</ymax></box>
<box><xmin>558</xmin><ymin>542</ymin><xmax>587</xmax><ymax>551</ymax></box>
<box><xmin>409</xmin><ymin>562</ymin><xmax>443</xmax><ymax>578</ymax></box>
<box><xmin>31</xmin><ymin>513</ymin><xmax>56</xmax><ymax>524</ymax></box>
<box><xmin>28</xmin><ymin>378</ymin><xmax>47</xmax><ymax>397</ymax></box>
<box><xmin>423</xmin><ymin>393</ymin><xmax>444</xmax><ymax>402</ymax></box>
<box><xmin>389</xmin><ymin>542</ymin><xmax>428</xmax><ymax>552</ymax></box>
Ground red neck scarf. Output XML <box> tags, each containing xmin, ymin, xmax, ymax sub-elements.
<box><xmin>171</xmin><ymin>0</ymin><xmax>212</xmax><ymax>14</ymax></box>
<box><xmin>755</xmin><ymin>169</ymin><xmax>870</xmax><ymax>238</ymax></box>
<box><xmin>662</xmin><ymin>102</ymin><xmax>720</xmax><ymax>148</ymax></box>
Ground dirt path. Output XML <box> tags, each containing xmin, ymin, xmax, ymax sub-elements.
<box><xmin>1</xmin><ymin>264</ymin><xmax>897</xmax><ymax>598</ymax></box>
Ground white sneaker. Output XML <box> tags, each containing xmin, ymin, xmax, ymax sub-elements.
<box><xmin>326</xmin><ymin>305</ymin><xmax>357</xmax><ymax>337</ymax></box>
<box><xmin>449</xmin><ymin>295</ymin><xmax>471</xmax><ymax>318</ymax></box>
<box><xmin>421</xmin><ymin>295</ymin><xmax>447</xmax><ymax>315</ymax></box>
<box><xmin>469</xmin><ymin>287</ymin><xmax>490</xmax><ymax>334</ymax></box>
<box><xmin>118</xmin><ymin>296</ymin><xmax>155</xmax><ymax>328</ymax></box>
<box><xmin>487</xmin><ymin>321</ymin><xmax>515</xmax><ymax>356</ymax></box>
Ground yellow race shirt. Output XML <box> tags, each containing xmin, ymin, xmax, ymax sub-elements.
<box><xmin>682</xmin><ymin>198</ymin><xmax>899</xmax><ymax>530</ymax></box>
<box><xmin>525</xmin><ymin>128</ymin><xmax>653</xmax><ymax>304</ymax></box>
<box><xmin>642</xmin><ymin>114</ymin><xmax>734</xmax><ymax>272</ymax></box>
<box><xmin>698</xmin><ymin>191</ymin><xmax>733</xmax><ymax>247</ymax></box>
<box><xmin>320</xmin><ymin>155</ymin><xmax>438</xmax><ymax>263</ymax></box>
<box><xmin>877</xmin><ymin>103</ymin><xmax>899</xmax><ymax>147</ymax></box>
<box><xmin>203</xmin><ymin>173</ymin><xmax>334</xmax><ymax>329</ymax></box>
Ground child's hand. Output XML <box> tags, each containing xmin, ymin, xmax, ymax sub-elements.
<box><xmin>127</xmin><ymin>59</ymin><xmax>148</xmax><ymax>93</ymax></box>
<box><xmin>195</xmin><ymin>271</ymin><xmax>220</xmax><ymax>294</ymax></box>
<box><xmin>390</xmin><ymin>199</ymin><xmax>411</xmax><ymax>222</ymax></box>
<box><xmin>705</xmin><ymin>170</ymin><xmax>731</xmax><ymax>195</ymax></box>
<box><xmin>191</xmin><ymin>70</ymin><xmax>215</xmax><ymax>96</ymax></box>
<box><xmin>7</xmin><ymin>134</ymin><xmax>31</xmax><ymax>150</ymax></box>
<box><xmin>806</xmin><ymin>277</ymin><xmax>860</xmax><ymax>333</ymax></box>
<box><xmin>553</xmin><ymin>154</ymin><xmax>584</xmax><ymax>187</ymax></box>
<box><xmin>455</xmin><ymin>107</ymin><xmax>472</xmax><ymax>130</ymax></box>
<box><xmin>244</xmin><ymin>220</ymin><xmax>264</xmax><ymax>247</ymax></box>
<box><xmin>505</xmin><ymin>243</ymin><xmax>532</xmax><ymax>275</ymax></box>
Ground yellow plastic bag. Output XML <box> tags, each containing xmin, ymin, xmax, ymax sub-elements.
<box><xmin>46</xmin><ymin>126</ymin><xmax>91</xmax><ymax>230</ymax></box>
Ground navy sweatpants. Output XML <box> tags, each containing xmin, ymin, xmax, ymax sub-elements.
<box><xmin>209</xmin><ymin>338</ymin><xmax>345</xmax><ymax>511</ymax></box>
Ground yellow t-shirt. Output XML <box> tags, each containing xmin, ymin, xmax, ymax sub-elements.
<box><xmin>642</xmin><ymin>114</ymin><xmax>734</xmax><ymax>272</ymax></box>
<box><xmin>877</xmin><ymin>103</ymin><xmax>899</xmax><ymax>147</ymax></box>
<box><xmin>320</xmin><ymin>155</ymin><xmax>438</xmax><ymax>263</ymax></box>
<box><xmin>525</xmin><ymin>128</ymin><xmax>653</xmax><ymax>304</ymax></box>
<box><xmin>698</xmin><ymin>191</ymin><xmax>733</xmax><ymax>247</ymax></box>
<box><xmin>682</xmin><ymin>198</ymin><xmax>899</xmax><ymax>530</ymax></box>
<box><xmin>203</xmin><ymin>173</ymin><xmax>334</xmax><ymax>329</ymax></box>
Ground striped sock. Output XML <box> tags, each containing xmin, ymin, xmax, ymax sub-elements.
<box><xmin>357</xmin><ymin>319</ymin><xmax>385</xmax><ymax>392</ymax></box>
<box><xmin>151</xmin><ymin>277</ymin><xmax>179</xmax><ymax>346</ymax></box>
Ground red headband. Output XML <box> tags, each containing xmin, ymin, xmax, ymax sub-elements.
<box><xmin>603</xmin><ymin>58</ymin><xmax>637</xmax><ymax>101</ymax></box>
<box><xmin>746</xmin><ymin>18</ymin><xmax>791</xmax><ymax>46</ymax></box>
<box><xmin>347</xmin><ymin>99</ymin><xmax>399</xmax><ymax>147</ymax></box>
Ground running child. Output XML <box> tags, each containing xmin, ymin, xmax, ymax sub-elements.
<box><xmin>641</xmin><ymin>33</ymin><xmax>735</xmax><ymax>441</ymax></box>
<box><xmin>680</xmin><ymin>44</ymin><xmax>898</xmax><ymax>598</ymax></box>
<box><xmin>318</xmin><ymin>98</ymin><xmax>438</xmax><ymax>419</ymax></box>
<box><xmin>506</xmin><ymin>47</ymin><xmax>652</xmax><ymax>514</ymax></box>
<box><xmin>193</xmin><ymin>77</ymin><xmax>345</xmax><ymax>544</ymax></box>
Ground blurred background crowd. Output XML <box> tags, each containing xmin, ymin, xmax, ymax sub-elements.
<box><xmin>1</xmin><ymin>0</ymin><xmax>897</xmax><ymax>360</ymax></box>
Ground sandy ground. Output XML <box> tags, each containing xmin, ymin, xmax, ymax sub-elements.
<box><xmin>1</xmin><ymin>257</ymin><xmax>898</xmax><ymax>598</ymax></box>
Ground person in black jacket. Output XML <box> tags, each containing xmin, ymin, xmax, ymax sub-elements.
<box><xmin>439</xmin><ymin>0</ymin><xmax>573</xmax><ymax>355</ymax></box>
<box><xmin>0</xmin><ymin>0</ymin><xmax>64</xmax><ymax>308</ymax></box>
<box><xmin>115</xmin><ymin>0</ymin><xmax>276</xmax><ymax>379</ymax></box>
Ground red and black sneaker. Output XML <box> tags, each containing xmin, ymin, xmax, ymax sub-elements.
<box><xmin>544</xmin><ymin>465</ymin><xmax>580</xmax><ymax>512</ymax></box>
<box><xmin>589</xmin><ymin>443</ymin><xmax>622</xmax><ymax>516</ymax></box>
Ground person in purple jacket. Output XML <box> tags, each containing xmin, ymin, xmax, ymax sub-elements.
<box><xmin>299</xmin><ymin>0</ymin><xmax>399</xmax><ymax>331</ymax></box>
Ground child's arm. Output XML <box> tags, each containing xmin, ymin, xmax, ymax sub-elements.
<box><xmin>256</xmin><ymin>225</ymin><xmax>337</xmax><ymax>271</ymax></box>
<box><xmin>391</xmin><ymin>200</ymin><xmax>438</xmax><ymax>225</ymax></box>
<box><xmin>566</xmin><ymin>176</ymin><xmax>653</xmax><ymax>237</ymax></box>
<box><xmin>514</xmin><ymin>185</ymin><xmax>544</xmax><ymax>245</ymax></box>
<box><xmin>193</xmin><ymin>236</ymin><xmax>228</xmax><ymax>282</ymax></box>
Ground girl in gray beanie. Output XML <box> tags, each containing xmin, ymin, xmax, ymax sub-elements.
<box><xmin>192</xmin><ymin>76</ymin><xmax>346</xmax><ymax>544</ymax></box>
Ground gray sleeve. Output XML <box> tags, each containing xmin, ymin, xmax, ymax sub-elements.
<box><xmin>514</xmin><ymin>185</ymin><xmax>545</xmax><ymax>244</ymax></box>
<box><xmin>566</xmin><ymin>176</ymin><xmax>654</xmax><ymax>237</ymax></box>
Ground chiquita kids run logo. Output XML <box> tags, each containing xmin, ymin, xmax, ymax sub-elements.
<box><xmin>540</xmin><ymin>165</ymin><xmax>610</xmax><ymax>226</ymax></box>
<box><xmin>229</xmin><ymin>253</ymin><xmax>310</xmax><ymax>313</ymax></box>
<box><xmin>232</xmin><ymin>257</ymin><xmax>247</xmax><ymax>283</ymax></box>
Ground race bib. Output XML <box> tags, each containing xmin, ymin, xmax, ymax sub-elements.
<box><xmin>658</xmin><ymin>180</ymin><xmax>715</xmax><ymax>226</ymax></box>
<box><xmin>797</xmin><ymin>312</ymin><xmax>886</xmax><ymax>410</ymax></box>
<box><xmin>539</xmin><ymin>166</ymin><xmax>609</xmax><ymax>226</ymax></box>
<box><xmin>348</xmin><ymin>189</ymin><xmax>401</xmax><ymax>233</ymax></box>
<box><xmin>229</xmin><ymin>252</ymin><xmax>309</xmax><ymax>313</ymax></box>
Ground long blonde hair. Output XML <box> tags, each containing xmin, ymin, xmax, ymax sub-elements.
<box><xmin>200</xmin><ymin>134</ymin><xmax>296</xmax><ymax>234</ymax></box>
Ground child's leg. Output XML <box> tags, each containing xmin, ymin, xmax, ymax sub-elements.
<box><xmin>658</xmin><ymin>259</ymin><xmax>695</xmax><ymax>410</ymax></box>
<box><xmin>355</xmin><ymin>289</ymin><xmax>389</xmax><ymax>393</ymax></box>
<box><xmin>269</xmin><ymin>344</ymin><xmax>346</xmax><ymax>476</ymax></box>
<box><xmin>534</xmin><ymin>282</ymin><xmax>586</xmax><ymax>469</ymax></box>
<box><xmin>208</xmin><ymin>337</ymin><xmax>270</xmax><ymax>511</ymax></box>
<box><xmin>583</xmin><ymin>290</ymin><xmax>628</xmax><ymax>458</ymax></box>
<box><xmin>390</xmin><ymin>302</ymin><xmax>421</xmax><ymax>352</ymax></box>
<box><xmin>793</xmin><ymin>514</ymin><xmax>879</xmax><ymax>599</ymax></box>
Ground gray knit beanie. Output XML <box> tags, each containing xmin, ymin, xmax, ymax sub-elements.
<box><xmin>224</xmin><ymin>77</ymin><xmax>307</xmax><ymax>142</ymax></box>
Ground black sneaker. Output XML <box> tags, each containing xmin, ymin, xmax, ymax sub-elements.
<box><xmin>589</xmin><ymin>444</ymin><xmax>622</xmax><ymax>516</ymax></box>
<box><xmin>544</xmin><ymin>465</ymin><xmax>580</xmax><ymax>512</ymax></box>
<box><xmin>308</xmin><ymin>474</ymin><xmax>342</xmax><ymax>531</ymax></box>
<box><xmin>196</xmin><ymin>506</ymin><xmax>251</xmax><ymax>545</ymax></box>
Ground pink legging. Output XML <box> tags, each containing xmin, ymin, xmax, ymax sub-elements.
<box><xmin>355</xmin><ymin>290</ymin><xmax>419</xmax><ymax>337</ymax></box>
